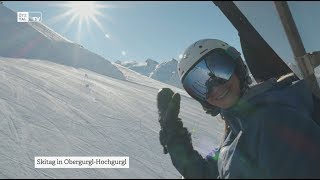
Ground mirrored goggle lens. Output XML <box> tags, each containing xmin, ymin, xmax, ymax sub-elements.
<box><xmin>182</xmin><ymin>60</ymin><xmax>211</xmax><ymax>101</ymax></box>
<box><xmin>205</xmin><ymin>51</ymin><xmax>236</xmax><ymax>80</ymax></box>
<box><xmin>182</xmin><ymin>51</ymin><xmax>236</xmax><ymax>101</ymax></box>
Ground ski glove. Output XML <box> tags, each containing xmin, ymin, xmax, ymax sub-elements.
<box><xmin>157</xmin><ymin>88</ymin><xmax>192</xmax><ymax>154</ymax></box>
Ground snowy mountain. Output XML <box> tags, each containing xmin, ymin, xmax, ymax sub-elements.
<box><xmin>150</xmin><ymin>59</ymin><xmax>183</xmax><ymax>89</ymax></box>
<box><xmin>115</xmin><ymin>59</ymin><xmax>159</xmax><ymax>77</ymax></box>
<box><xmin>0</xmin><ymin>3</ymin><xmax>124</xmax><ymax>80</ymax></box>
<box><xmin>0</xmin><ymin>57</ymin><xmax>224</xmax><ymax>178</ymax></box>
<box><xmin>116</xmin><ymin>58</ymin><xmax>183</xmax><ymax>89</ymax></box>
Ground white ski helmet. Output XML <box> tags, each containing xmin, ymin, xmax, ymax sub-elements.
<box><xmin>178</xmin><ymin>39</ymin><xmax>252</xmax><ymax>116</ymax></box>
<box><xmin>178</xmin><ymin>39</ymin><xmax>240</xmax><ymax>81</ymax></box>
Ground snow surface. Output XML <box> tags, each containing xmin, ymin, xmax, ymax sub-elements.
<box><xmin>0</xmin><ymin>57</ymin><xmax>224</xmax><ymax>178</ymax></box>
<box><xmin>116</xmin><ymin>59</ymin><xmax>183</xmax><ymax>89</ymax></box>
<box><xmin>114</xmin><ymin>63</ymin><xmax>187</xmax><ymax>96</ymax></box>
<box><xmin>28</xmin><ymin>21</ymin><xmax>72</xmax><ymax>43</ymax></box>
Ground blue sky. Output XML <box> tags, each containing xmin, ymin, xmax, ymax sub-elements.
<box><xmin>4</xmin><ymin>1</ymin><xmax>241</xmax><ymax>63</ymax></box>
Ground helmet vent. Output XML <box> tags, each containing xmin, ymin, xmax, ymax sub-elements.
<box><xmin>200</xmin><ymin>49</ymin><xmax>208</xmax><ymax>54</ymax></box>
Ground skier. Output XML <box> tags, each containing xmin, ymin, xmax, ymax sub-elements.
<box><xmin>157</xmin><ymin>39</ymin><xmax>320</xmax><ymax>178</ymax></box>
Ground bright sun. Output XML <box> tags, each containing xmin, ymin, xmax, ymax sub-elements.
<box><xmin>68</xmin><ymin>1</ymin><xmax>100</xmax><ymax>20</ymax></box>
<box><xmin>50</xmin><ymin>1</ymin><xmax>110</xmax><ymax>42</ymax></box>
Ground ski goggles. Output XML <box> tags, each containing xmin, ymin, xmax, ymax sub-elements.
<box><xmin>182</xmin><ymin>48</ymin><xmax>239</xmax><ymax>102</ymax></box>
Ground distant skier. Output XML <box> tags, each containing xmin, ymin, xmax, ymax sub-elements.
<box><xmin>157</xmin><ymin>39</ymin><xmax>320</xmax><ymax>178</ymax></box>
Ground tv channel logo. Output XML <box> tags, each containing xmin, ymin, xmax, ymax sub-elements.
<box><xmin>17</xmin><ymin>12</ymin><xmax>42</xmax><ymax>22</ymax></box>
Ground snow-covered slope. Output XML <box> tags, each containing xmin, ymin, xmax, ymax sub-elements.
<box><xmin>0</xmin><ymin>4</ymin><xmax>124</xmax><ymax>80</ymax></box>
<box><xmin>116</xmin><ymin>59</ymin><xmax>183</xmax><ymax>89</ymax></box>
<box><xmin>114</xmin><ymin>63</ymin><xmax>187</xmax><ymax>96</ymax></box>
<box><xmin>0</xmin><ymin>57</ymin><xmax>224</xmax><ymax>178</ymax></box>
<box><xmin>28</xmin><ymin>20</ymin><xmax>72</xmax><ymax>43</ymax></box>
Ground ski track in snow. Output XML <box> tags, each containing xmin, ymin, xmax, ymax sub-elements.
<box><xmin>0</xmin><ymin>57</ymin><xmax>224</xmax><ymax>178</ymax></box>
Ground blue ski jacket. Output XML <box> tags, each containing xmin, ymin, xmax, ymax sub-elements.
<box><xmin>167</xmin><ymin>76</ymin><xmax>320</xmax><ymax>178</ymax></box>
